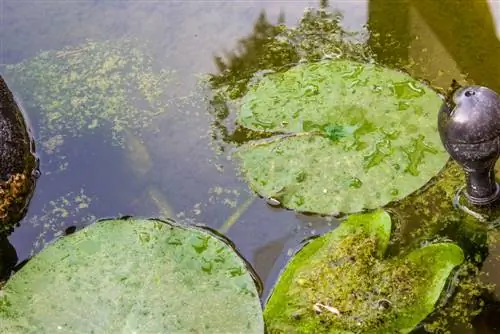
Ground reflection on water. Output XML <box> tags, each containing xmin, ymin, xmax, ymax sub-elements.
<box><xmin>1</xmin><ymin>0</ymin><xmax>500</xmax><ymax>332</ymax></box>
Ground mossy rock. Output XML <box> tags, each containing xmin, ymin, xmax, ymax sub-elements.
<box><xmin>264</xmin><ymin>209</ymin><xmax>464</xmax><ymax>333</ymax></box>
<box><xmin>236</xmin><ymin>60</ymin><xmax>448</xmax><ymax>214</ymax></box>
<box><xmin>0</xmin><ymin>76</ymin><xmax>38</xmax><ymax>234</ymax></box>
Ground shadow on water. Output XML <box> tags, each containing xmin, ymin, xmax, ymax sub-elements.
<box><xmin>368</xmin><ymin>0</ymin><xmax>500</xmax><ymax>92</ymax></box>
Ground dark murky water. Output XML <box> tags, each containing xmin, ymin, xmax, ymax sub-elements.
<box><xmin>1</xmin><ymin>0</ymin><xmax>500</xmax><ymax>332</ymax></box>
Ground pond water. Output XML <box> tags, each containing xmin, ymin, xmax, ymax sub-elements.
<box><xmin>1</xmin><ymin>0</ymin><xmax>500</xmax><ymax>333</ymax></box>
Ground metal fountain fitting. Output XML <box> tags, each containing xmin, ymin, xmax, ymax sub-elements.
<box><xmin>438</xmin><ymin>85</ymin><xmax>500</xmax><ymax>206</ymax></box>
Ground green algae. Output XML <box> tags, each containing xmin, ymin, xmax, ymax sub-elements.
<box><xmin>264</xmin><ymin>209</ymin><xmax>464</xmax><ymax>333</ymax></box>
<box><xmin>387</xmin><ymin>160</ymin><xmax>489</xmax><ymax>255</ymax></box>
<box><xmin>3</xmin><ymin>39</ymin><xmax>175</xmax><ymax>172</ymax></box>
<box><xmin>423</xmin><ymin>262</ymin><xmax>495</xmax><ymax>333</ymax></box>
<box><xmin>384</xmin><ymin>160</ymin><xmax>497</xmax><ymax>333</ymax></box>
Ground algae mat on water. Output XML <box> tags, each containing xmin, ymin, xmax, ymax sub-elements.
<box><xmin>0</xmin><ymin>218</ymin><xmax>263</xmax><ymax>333</ymax></box>
<box><xmin>236</xmin><ymin>60</ymin><xmax>448</xmax><ymax>214</ymax></box>
<box><xmin>264</xmin><ymin>209</ymin><xmax>464</xmax><ymax>333</ymax></box>
<box><xmin>3</xmin><ymin>39</ymin><xmax>173</xmax><ymax>164</ymax></box>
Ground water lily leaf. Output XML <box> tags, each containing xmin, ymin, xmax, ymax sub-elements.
<box><xmin>236</xmin><ymin>60</ymin><xmax>448</xmax><ymax>214</ymax></box>
<box><xmin>0</xmin><ymin>218</ymin><xmax>263</xmax><ymax>333</ymax></box>
<box><xmin>264</xmin><ymin>209</ymin><xmax>464</xmax><ymax>333</ymax></box>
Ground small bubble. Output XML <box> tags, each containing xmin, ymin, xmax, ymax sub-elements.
<box><xmin>303</xmin><ymin>84</ymin><xmax>319</xmax><ymax>96</ymax></box>
<box><xmin>32</xmin><ymin>168</ymin><xmax>41</xmax><ymax>179</ymax></box>
<box><xmin>349</xmin><ymin>178</ymin><xmax>363</xmax><ymax>188</ymax></box>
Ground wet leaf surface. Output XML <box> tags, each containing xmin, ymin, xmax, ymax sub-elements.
<box><xmin>0</xmin><ymin>218</ymin><xmax>263</xmax><ymax>333</ymax></box>
<box><xmin>236</xmin><ymin>60</ymin><xmax>448</xmax><ymax>214</ymax></box>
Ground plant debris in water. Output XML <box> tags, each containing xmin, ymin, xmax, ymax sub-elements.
<box><xmin>423</xmin><ymin>262</ymin><xmax>495</xmax><ymax>333</ymax></box>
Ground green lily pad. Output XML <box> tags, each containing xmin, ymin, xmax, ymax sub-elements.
<box><xmin>264</xmin><ymin>209</ymin><xmax>464</xmax><ymax>333</ymax></box>
<box><xmin>0</xmin><ymin>218</ymin><xmax>264</xmax><ymax>333</ymax></box>
<box><xmin>236</xmin><ymin>60</ymin><xmax>448</xmax><ymax>214</ymax></box>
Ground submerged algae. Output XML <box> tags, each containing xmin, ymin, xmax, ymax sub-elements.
<box><xmin>386</xmin><ymin>160</ymin><xmax>498</xmax><ymax>332</ymax></box>
<box><xmin>423</xmin><ymin>262</ymin><xmax>494</xmax><ymax>333</ymax></box>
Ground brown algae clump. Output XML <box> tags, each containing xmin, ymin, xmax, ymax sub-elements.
<box><xmin>0</xmin><ymin>174</ymin><xmax>31</xmax><ymax>220</ymax></box>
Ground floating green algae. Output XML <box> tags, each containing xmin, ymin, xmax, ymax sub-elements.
<box><xmin>3</xmin><ymin>39</ymin><xmax>175</xmax><ymax>167</ymax></box>
<box><xmin>264</xmin><ymin>209</ymin><xmax>464</xmax><ymax>333</ymax></box>
<box><xmin>236</xmin><ymin>59</ymin><xmax>448</xmax><ymax>214</ymax></box>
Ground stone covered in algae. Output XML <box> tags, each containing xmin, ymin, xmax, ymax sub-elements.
<box><xmin>236</xmin><ymin>59</ymin><xmax>449</xmax><ymax>214</ymax></box>
<box><xmin>264</xmin><ymin>209</ymin><xmax>464</xmax><ymax>333</ymax></box>
<box><xmin>3</xmin><ymin>39</ymin><xmax>174</xmax><ymax>163</ymax></box>
<box><xmin>0</xmin><ymin>76</ymin><xmax>38</xmax><ymax>234</ymax></box>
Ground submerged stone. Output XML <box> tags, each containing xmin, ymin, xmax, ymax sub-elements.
<box><xmin>0</xmin><ymin>76</ymin><xmax>38</xmax><ymax>234</ymax></box>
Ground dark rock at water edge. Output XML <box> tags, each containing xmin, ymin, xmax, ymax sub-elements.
<box><xmin>0</xmin><ymin>76</ymin><xmax>38</xmax><ymax>234</ymax></box>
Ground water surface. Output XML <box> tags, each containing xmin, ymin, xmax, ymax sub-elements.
<box><xmin>1</xmin><ymin>1</ymin><xmax>500</xmax><ymax>332</ymax></box>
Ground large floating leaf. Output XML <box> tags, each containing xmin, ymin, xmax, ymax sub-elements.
<box><xmin>236</xmin><ymin>60</ymin><xmax>448</xmax><ymax>214</ymax></box>
<box><xmin>0</xmin><ymin>218</ymin><xmax>263</xmax><ymax>333</ymax></box>
<box><xmin>264</xmin><ymin>209</ymin><xmax>464</xmax><ymax>333</ymax></box>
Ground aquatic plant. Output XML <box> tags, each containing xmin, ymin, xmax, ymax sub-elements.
<box><xmin>264</xmin><ymin>209</ymin><xmax>464</xmax><ymax>333</ymax></box>
<box><xmin>236</xmin><ymin>59</ymin><xmax>448</xmax><ymax>214</ymax></box>
<box><xmin>0</xmin><ymin>217</ymin><xmax>263</xmax><ymax>333</ymax></box>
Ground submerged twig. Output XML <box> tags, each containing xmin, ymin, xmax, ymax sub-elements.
<box><xmin>218</xmin><ymin>194</ymin><xmax>257</xmax><ymax>234</ymax></box>
<box><xmin>452</xmin><ymin>186</ymin><xmax>487</xmax><ymax>222</ymax></box>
